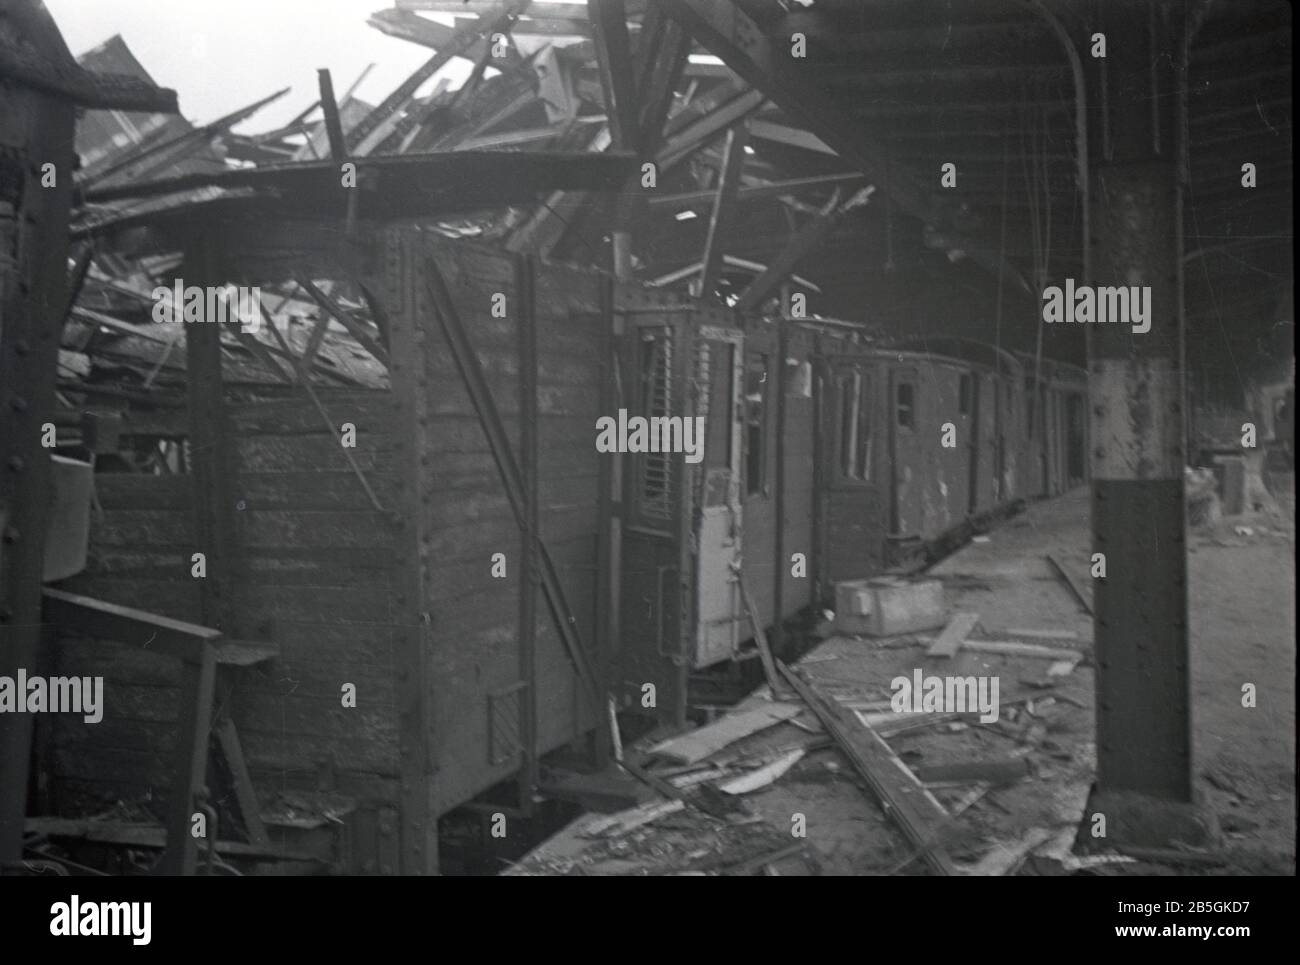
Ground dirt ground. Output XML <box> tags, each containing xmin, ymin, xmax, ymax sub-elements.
<box><xmin>1186</xmin><ymin>471</ymin><xmax>1295</xmax><ymax>872</ymax></box>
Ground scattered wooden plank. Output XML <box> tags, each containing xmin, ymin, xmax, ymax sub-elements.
<box><xmin>1112</xmin><ymin>845</ymin><xmax>1230</xmax><ymax>868</ymax></box>
<box><xmin>734</xmin><ymin>564</ymin><xmax>793</xmax><ymax>700</ymax></box>
<box><xmin>42</xmin><ymin>588</ymin><xmax>219</xmax><ymax>661</ymax></box>
<box><xmin>718</xmin><ymin>748</ymin><xmax>806</xmax><ymax>795</ymax></box>
<box><xmin>777</xmin><ymin>661</ymin><xmax>956</xmax><ymax>876</ymax></box>
<box><xmin>1003</xmin><ymin>627</ymin><xmax>1080</xmax><ymax>642</ymax></box>
<box><xmin>926</xmin><ymin>611</ymin><xmax>980</xmax><ymax>658</ymax></box>
<box><xmin>911</xmin><ymin>755</ymin><xmax>1032</xmax><ymax>786</ymax></box>
<box><xmin>949</xmin><ymin>783</ymin><xmax>990</xmax><ymax>817</ymax></box>
<box><xmin>962</xmin><ymin>827</ymin><xmax>1055</xmax><ymax>876</ymax></box>
<box><xmin>607</xmin><ymin>695</ymin><xmax>624</xmax><ymax>762</ymax></box>
<box><xmin>618</xmin><ymin>757</ymin><xmax>683</xmax><ymax>801</ymax></box>
<box><xmin>1046</xmin><ymin>658</ymin><xmax>1079</xmax><ymax>677</ymax></box>
<box><xmin>582</xmin><ymin>799</ymin><xmax>686</xmax><ymax>839</ymax></box>
<box><xmin>960</xmin><ymin>639</ymin><xmax>1084</xmax><ymax>663</ymax></box>
<box><xmin>645</xmin><ymin>703</ymin><xmax>802</xmax><ymax>765</ymax></box>
<box><xmin>667</xmin><ymin>765</ymin><xmax>730</xmax><ymax>790</ymax></box>
<box><xmin>212</xmin><ymin>640</ymin><xmax>279</xmax><ymax>667</ymax></box>
<box><xmin>26</xmin><ymin>818</ymin><xmax>321</xmax><ymax>862</ymax></box>
<box><xmin>1046</xmin><ymin>552</ymin><xmax>1093</xmax><ymax>614</ymax></box>
<box><xmin>719</xmin><ymin>842</ymin><xmax>807</xmax><ymax>876</ymax></box>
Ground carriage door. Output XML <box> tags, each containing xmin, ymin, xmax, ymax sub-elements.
<box><xmin>889</xmin><ymin>365</ymin><xmax>922</xmax><ymax>536</ymax></box>
<box><xmin>693</xmin><ymin>327</ymin><xmax>746</xmax><ymax>668</ymax></box>
<box><xmin>823</xmin><ymin>359</ymin><xmax>884</xmax><ymax>583</ymax></box>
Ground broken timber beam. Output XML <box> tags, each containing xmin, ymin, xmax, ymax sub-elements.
<box><xmin>1046</xmin><ymin>552</ymin><xmax>1093</xmax><ymax>615</ymax></box>
<box><xmin>347</xmin><ymin>0</ymin><xmax>530</xmax><ymax>156</ymax></box>
<box><xmin>777</xmin><ymin>661</ymin><xmax>956</xmax><ymax>875</ymax></box>
<box><xmin>316</xmin><ymin>69</ymin><xmax>348</xmax><ymax>161</ymax></box>
<box><xmin>695</xmin><ymin>122</ymin><xmax>749</xmax><ymax>299</ymax></box>
<box><xmin>731</xmin><ymin>563</ymin><xmax>791</xmax><ymax>700</ymax></box>
<box><xmin>734</xmin><ymin>187</ymin><xmax>871</xmax><ymax>312</ymax></box>
<box><xmin>659</xmin><ymin>0</ymin><xmax>1026</xmax><ymax>292</ymax></box>
<box><xmin>926</xmin><ymin>611</ymin><xmax>981</xmax><ymax>659</ymax></box>
<box><xmin>588</xmin><ymin>0</ymin><xmax>638</xmax><ymax>151</ymax></box>
<box><xmin>296</xmin><ymin>276</ymin><xmax>391</xmax><ymax>369</ymax></box>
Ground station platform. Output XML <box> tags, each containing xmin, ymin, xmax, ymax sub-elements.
<box><xmin>510</xmin><ymin>483</ymin><xmax>1295</xmax><ymax>876</ymax></box>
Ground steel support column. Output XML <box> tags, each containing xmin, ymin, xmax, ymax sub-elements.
<box><xmin>0</xmin><ymin>86</ymin><xmax>78</xmax><ymax>869</ymax></box>
<box><xmin>1084</xmin><ymin>2</ymin><xmax>1191</xmax><ymax>802</ymax></box>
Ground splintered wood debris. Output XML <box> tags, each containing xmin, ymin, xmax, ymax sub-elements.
<box><xmin>510</xmin><ymin>625</ymin><xmax>1096</xmax><ymax>876</ymax></box>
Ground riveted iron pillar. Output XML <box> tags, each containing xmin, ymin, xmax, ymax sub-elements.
<box><xmin>1084</xmin><ymin>2</ymin><xmax>1192</xmax><ymax>801</ymax></box>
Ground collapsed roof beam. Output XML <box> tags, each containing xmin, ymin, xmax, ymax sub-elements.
<box><xmin>368</xmin><ymin>8</ymin><xmax>525</xmax><ymax>68</ymax></box>
<box><xmin>657</xmin><ymin>0</ymin><xmax>931</xmax><ymax>219</ymax></box>
<box><xmin>316</xmin><ymin>69</ymin><xmax>348</xmax><ymax>161</ymax></box>
<box><xmin>348</xmin><ymin>0</ymin><xmax>530</xmax><ymax>156</ymax></box>
<box><xmin>507</xmin><ymin>7</ymin><xmax>689</xmax><ymax>259</ymax></box>
<box><xmin>633</xmin><ymin>5</ymin><xmax>691</xmax><ymax>156</ymax></box>
<box><xmin>648</xmin><ymin>171</ymin><xmax>866</xmax><ymax>212</ymax></box>
<box><xmin>657</xmin><ymin>86</ymin><xmax>765</xmax><ymax>169</ymax></box>
<box><xmin>735</xmin><ymin>188</ymin><xmax>873</xmax><ymax>313</ymax></box>
<box><xmin>78</xmin><ymin>87</ymin><xmax>289</xmax><ymax>189</ymax></box>
<box><xmin>588</xmin><ymin>0</ymin><xmax>638</xmax><ymax>150</ymax></box>
<box><xmin>658</xmin><ymin>0</ymin><xmax>1029</xmax><ymax>294</ymax></box>
<box><xmin>398</xmin><ymin>0</ymin><xmax>601</xmax><ymax>17</ymax></box>
<box><xmin>695</xmin><ymin>123</ymin><xmax>749</xmax><ymax>299</ymax></box>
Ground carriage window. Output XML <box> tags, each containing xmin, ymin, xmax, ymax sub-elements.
<box><xmin>837</xmin><ymin>371</ymin><xmax>872</xmax><ymax>481</ymax></box>
<box><xmin>895</xmin><ymin>382</ymin><xmax>915</xmax><ymax>430</ymax></box>
<box><xmin>745</xmin><ymin>354</ymin><xmax>768</xmax><ymax>495</ymax></box>
<box><xmin>701</xmin><ymin>340</ymin><xmax>734</xmax><ymax>471</ymax></box>
<box><xmin>958</xmin><ymin>374</ymin><xmax>972</xmax><ymax>416</ymax></box>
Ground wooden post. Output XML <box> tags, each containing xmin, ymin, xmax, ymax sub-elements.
<box><xmin>157</xmin><ymin>646</ymin><xmax>216</xmax><ymax>875</ymax></box>
<box><xmin>183</xmin><ymin>241</ymin><xmax>240</xmax><ymax>634</ymax></box>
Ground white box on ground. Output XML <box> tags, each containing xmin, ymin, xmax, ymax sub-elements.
<box><xmin>833</xmin><ymin>576</ymin><xmax>945</xmax><ymax>637</ymax></box>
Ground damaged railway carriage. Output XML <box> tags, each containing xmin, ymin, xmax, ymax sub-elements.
<box><xmin>622</xmin><ymin>326</ymin><xmax>1090</xmax><ymax>720</ymax></box>
<box><xmin>40</xmin><ymin>225</ymin><xmax>1085</xmax><ymax>874</ymax></box>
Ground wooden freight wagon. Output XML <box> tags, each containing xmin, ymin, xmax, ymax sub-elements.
<box><xmin>39</xmin><ymin>227</ymin><xmax>624</xmax><ymax>874</ymax></box>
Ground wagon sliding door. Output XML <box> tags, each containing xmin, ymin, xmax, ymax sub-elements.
<box><xmin>889</xmin><ymin>365</ymin><xmax>923</xmax><ymax>537</ymax></box>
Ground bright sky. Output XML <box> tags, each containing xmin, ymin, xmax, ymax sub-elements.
<box><xmin>44</xmin><ymin>0</ymin><xmax>459</xmax><ymax>131</ymax></box>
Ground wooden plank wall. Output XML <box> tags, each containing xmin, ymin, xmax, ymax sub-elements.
<box><xmin>46</xmin><ymin>234</ymin><xmax>613</xmax><ymax>825</ymax></box>
<box><xmin>45</xmin><ymin>389</ymin><xmax>405</xmax><ymax>813</ymax></box>
<box><xmin>48</xmin><ymin>475</ymin><xmax>202</xmax><ymax>811</ymax></box>
<box><xmin>227</xmin><ymin>390</ymin><xmax>401</xmax><ymax>803</ymax></box>
<box><xmin>398</xmin><ymin>236</ymin><xmax>606</xmax><ymax>814</ymax></box>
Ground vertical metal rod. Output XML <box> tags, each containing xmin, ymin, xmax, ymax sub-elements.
<box><xmin>771</xmin><ymin>320</ymin><xmax>788</xmax><ymax>653</ymax></box>
<box><xmin>514</xmin><ymin>253</ymin><xmax>540</xmax><ymax>801</ymax></box>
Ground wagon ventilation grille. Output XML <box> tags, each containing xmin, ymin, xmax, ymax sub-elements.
<box><xmin>487</xmin><ymin>681</ymin><xmax>526</xmax><ymax>765</ymax></box>
<box><xmin>637</xmin><ymin>328</ymin><xmax>674</xmax><ymax>523</ymax></box>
